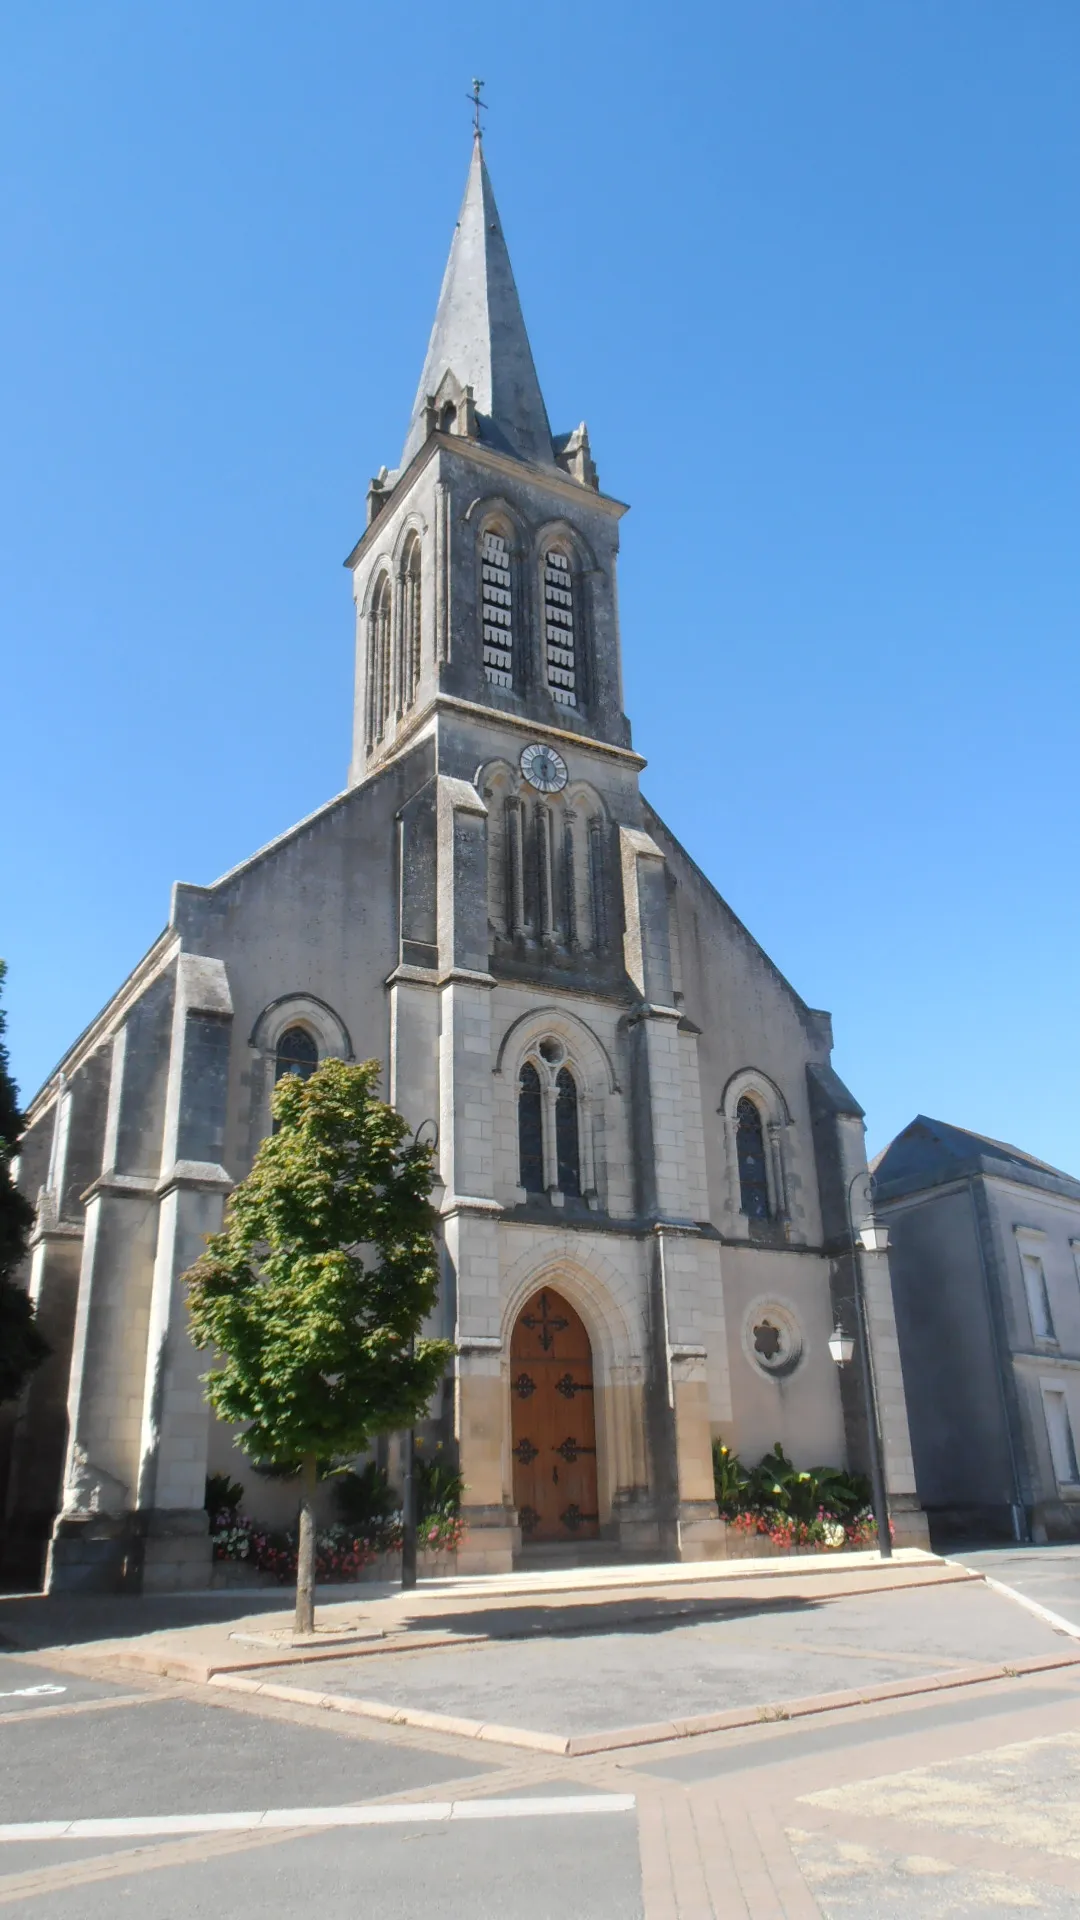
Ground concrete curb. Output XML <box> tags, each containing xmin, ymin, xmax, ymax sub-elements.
<box><xmin>207</xmin><ymin>1647</ymin><xmax>1080</xmax><ymax>1757</ymax></box>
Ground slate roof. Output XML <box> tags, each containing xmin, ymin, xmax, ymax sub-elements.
<box><xmin>871</xmin><ymin>1115</ymin><xmax>1080</xmax><ymax>1205</ymax></box>
<box><xmin>400</xmin><ymin>136</ymin><xmax>554</xmax><ymax>472</ymax></box>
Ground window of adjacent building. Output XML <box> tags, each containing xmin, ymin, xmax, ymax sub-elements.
<box><xmin>544</xmin><ymin>549</ymin><xmax>576</xmax><ymax>708</ymax></box>
<box><xmin>736</xmin><ymin>1096</ymin><xmax>770</xmax><ymax>1220</ymax></box>
<box><xmin>275</xmin><ymin>1026</ymin><xmax>318</xmax><ymax>1084</ymax></box>
<box><xmin>1022</xmin><ymin>1252</ymin><xmax>1057</xmax><ymax>1342</ymax></box>
<box><xmin>518</xmin><ymin>1062</ymin><xmax>544</xmax><ymax>1193</ymax></box>
<box><xmin>1043</xmin><ymin>1388</ymin><xmax>1080</xmax><ymax>1485</ymax></box>
<box><xmin>401</xmin><ymin>532</ymin><xmax>422</xmax><ymax>710</ymax></box>
<box><xmin>482</xmin><ymin>530</ymin><xmax>513</xmax><ymax>687</ymax></box>
<box><xmin>555</xmin><ymin>1067</ymin><xmax>581</xmax><ymax>1197</ymax></box>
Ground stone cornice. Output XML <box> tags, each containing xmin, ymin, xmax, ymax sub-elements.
<box><xmin>435</xmin><ymin>696</ymin><xmax>646</xmax><ymax>770</ymax></box>
<box><xmin>81</xmin><ymin>1173</ymin><xmax>158</xmax><ymax>1203</ymax></box>
<box><xmin>156</xmin><ymin>1161</ymin><xmax>233</xmax><ymax>1199</ymax></box>
<box><xmin>343</xmin><ymin>433</ymin><xmax>627</xmax><ymax>571</ymax></box>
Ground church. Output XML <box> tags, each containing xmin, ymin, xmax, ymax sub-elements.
<box><xmin>6</xmin><ymin>134</ymin><xmax>926</xmax><ymax>1592</ymax></box>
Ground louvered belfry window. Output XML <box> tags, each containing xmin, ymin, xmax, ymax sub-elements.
<box><xmin>482</xmin><ymin>530</ymin><xmax>513</xmax><ymax>687</ymax></box>
<box><xmin>544</xmin><ymin>549</ymin><xmax>576</xmax><ymax>707</ymax></box>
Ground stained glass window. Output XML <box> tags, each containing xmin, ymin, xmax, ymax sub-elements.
<box><xmin>518</xmin><ymin>1062</ymin><xmax>544</xmax><ymax>1193</ymax></box>
<box><xmin>367</xmin><ymin>573</ymin><xmax>392</xmax><ymax>744</ymax></box>
<box><xmin>275</xmin><ymin>1026</ymin><xmax>318</xmax><ymax>1084</ymax></box>
<box><xmin>736</xmin><ymin>1096</ymin><xmax>770</xmax><ymax>1220</ymax></box>
<box><xmin>401</xmin><ymin>533</ymin><xmax>422</xmax><ymax>708</ymax></box>
<box><xmin>555</xmin><ymin>1066</ymin><xmax>581</xmax><ymax>1197</ymax></box>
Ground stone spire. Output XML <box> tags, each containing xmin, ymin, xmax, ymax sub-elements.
<box><xmin>400</xmin><ymin>136</ymin><xmax>554</xmax><ymax>471</ymax></box>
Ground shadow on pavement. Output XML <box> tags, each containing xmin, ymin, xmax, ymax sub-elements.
<box><xmin>0</xmin><ymin>1588</ymin><xmax>298</xmax><ymax>1653</ymax></box>
<box><xmin>391</xmin><ymin>1591</ymin><xmax>820</xmax><ymax>1645</ymax></box>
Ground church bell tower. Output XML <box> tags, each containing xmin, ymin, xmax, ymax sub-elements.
<box><xmin>345</xmin><ymin>131</ymin><xmax>632</xmax><ymax>790</ymax></box>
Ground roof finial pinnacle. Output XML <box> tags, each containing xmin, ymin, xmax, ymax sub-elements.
<box><xmin>467</xmin><ymin>77</ymin><xmax>487</xmax><ymax>140</ymax></box>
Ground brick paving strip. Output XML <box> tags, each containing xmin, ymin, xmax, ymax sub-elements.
<box><xmin>634</xmin><ymin>1786</ymin><xmax>825</xmax><ymax>1919</ymax></box>
<box><xmin>617</xmin><ymin>1674</ymin><xmax>1080</xmax><ymax>1917</ymax></box>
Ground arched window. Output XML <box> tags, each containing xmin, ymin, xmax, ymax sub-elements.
<box><xmin>555</xmin><ymin>1067</ymin><xmax>581</xmax><ymax>1197</ymax></box>
<box><xmin>482</xmin><ymin>528</ymin><xmax>513</xmax><ymax>688</ymax></box>
<box><xmin>400</xmin><ymin>533</ymin><xmax>422</xmax><ymax>711</ymax></box>
<box><xmin>518</xmin><ymin>1062</ymin><xmax>544</xmax><ymax>1193</ymax></box>
<box><xmin>736</xmin><ymin>1096</ymin><xmax>771</xmax><ymax>1220</ymax></box>
<box><xmin>275</xmin><ymin>1026</ymin><xmax>318</xmax><ymax>1084</ymax></box>
<box><xmin>544</xmin><ymin>548</ymin><xmax>576</xmax><ymax>708</ymax></box>
<box><xmin>366</xmin><ymin>573</ymin><xmax>392</xmax><ymax>745</ymax></box>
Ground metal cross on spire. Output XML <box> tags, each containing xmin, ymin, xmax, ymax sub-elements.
<box><xmin>467</xmin><ymin>77</ymin><xmax>487</xmax><ymax>138</ymax></box>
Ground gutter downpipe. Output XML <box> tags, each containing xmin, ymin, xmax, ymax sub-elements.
<box><xmin>967</xmin><ymin>1174</ymin><xmax>1028</xmax><ymax>1543</ymax></box>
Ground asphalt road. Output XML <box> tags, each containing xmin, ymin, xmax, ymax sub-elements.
<box><xmin>3</xmin><ymin>1550</ymin><xmax>1080</xmax><ymax>1917</ymax></box>
<box><xmin>954</xmin><ymin>1543</ymin><xmax>1080</xmax><ymax>1627</ymax></box>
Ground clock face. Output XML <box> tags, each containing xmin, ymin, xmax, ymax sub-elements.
<box><xmin>520</xmin><ymin>743</ymin><xmax>568</xmax><ymax>794</ymax></box>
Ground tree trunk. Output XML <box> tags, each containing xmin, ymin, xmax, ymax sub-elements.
<box><xmin>295</xmin><ymin>1453</ymin><xmax>318</xmax><ymax>1635</ymax></box>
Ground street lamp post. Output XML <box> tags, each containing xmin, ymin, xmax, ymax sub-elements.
<box><xmin>401</xmin><ymin>1119</ymin><xmax>444</xmax><ymax>1594</ymax></box>
<box><xmin>830</xmin><ymin>1170</ymin><xmax>893</xmax><ymax>1560</ymax></box>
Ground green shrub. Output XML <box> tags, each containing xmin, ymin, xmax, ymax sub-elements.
<box><xmin>713</xmin><ymin>1439</ymin><xmax>870</xmax><ymax>1525</ymax></box>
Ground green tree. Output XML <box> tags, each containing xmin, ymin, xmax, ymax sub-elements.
<box><xmin>186</xmin><ymin>1057</ymin><xmax>451</xmax><ymax>1632</ymax></box>
<box><xmin>0</xmin><ymin>961</ymin><xmax>49</xmax><ymax>1405</ymax></box>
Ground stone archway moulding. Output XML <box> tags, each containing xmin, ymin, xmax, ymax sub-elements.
<box><xmin>493</xmin><ymin>1005</ymin><xmax>621</xmax><ymax>1094</ymax></box>
<box><xmin>500</xmin><ymin>1249</ymin><xmax>646</xmax><ymax>1522</ymax></box>
<box><xmin>248</xmin><ymin>995</ymin><xmax>354</xmax><ymax>1061</ymax></box>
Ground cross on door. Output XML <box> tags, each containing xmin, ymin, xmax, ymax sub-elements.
<box><xmin>520</xmin><ymin>1291</ymin><xmax>570</xmax><ymax>1352</ymax></box>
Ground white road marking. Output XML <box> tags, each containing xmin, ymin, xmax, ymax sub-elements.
<box><xmin>0</xmin><ymin>1685</ymin><xmax>67</xmax><ymax>1700</ymax></box>
<box><xmin>979</xmin><ymin>1572</ymin><xmax>1080</xmax><ymax>1642</ymax></box>
<box><xmin>0</xmin><ymin>1794</ymin><xmax>636</xmax><ymax>1843</ymax></box>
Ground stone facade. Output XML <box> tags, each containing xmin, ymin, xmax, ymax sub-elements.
<box><xmin>2</xmin><ymin>136</ymin><xmax>925</xmax><ymax>1591</ymax></box>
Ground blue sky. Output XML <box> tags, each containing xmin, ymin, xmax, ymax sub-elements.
<box><xmin>3</xmin><ymin>3</ymin><xmax>1078</xmax><ymax>1170</ymax></box>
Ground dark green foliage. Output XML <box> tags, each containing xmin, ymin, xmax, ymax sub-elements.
<box><xmin>711</xmin><ymin>1439</ymin><xmax>750</xmax><ymax>1512</ymax></box>
<box><xmin>186</xmin><ymin>1058</ymin><xmax>453</xmax><ymax>1470</ymax></box>
<box><xmin>335</xmin><ymin>1445</ymin><xmax>463</xmax><ymax>1533</ymax></box>
<box><xmin>415</xmin><ymin>1440</ymin><xmax>463</xmax><ymax>1519</ymax></box>
<box><xmin>204</xmin><ymin>1473</ymin><xmax>244</xmax><ymax>1521</ymax></box>
<box><xmin>334</xmin><ymin>1461</ymin><xmax>398</xmax><ymax>1531</ymax></box>
<box><xmin>0</xmin><ymin>961</ymin><xmax>48</xmax><ymax>1406</ymax></box>
<box><xmin>713</xmin><ymin>1437</ymin><xmax>869</xmax><ymax>1522</ymax></box>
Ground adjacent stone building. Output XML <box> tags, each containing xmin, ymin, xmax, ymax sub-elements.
<box><xmin>3</xmin><ymin>135</ymin><xmax>924</xmax><ymax>1592</ymax></box>
<box><xmin>874</xmin><ymin>1116</ymin><xmax>1080</xmax><ymax>1544</ymax></box>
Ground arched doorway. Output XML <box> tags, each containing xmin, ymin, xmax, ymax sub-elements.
<box><xmin>511</xmin><ymin>1288</ymin><xmax>598</xmax><ymax>1542</ymax></box>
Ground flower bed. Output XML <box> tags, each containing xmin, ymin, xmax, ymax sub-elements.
<box><xmin>209</xmin><ymin>1509</ymin><xmax>465</xmax><ymax>1584</ymax></box>
<box><xmin>714</xmin><ymin>1441</ymin><xmax>887</xmax><ymax>1556</ymax></box>
<box><xmin>727</xmin><ymin>1508</ymin><xmax>881</xmax><ymax>1553</ymax></box>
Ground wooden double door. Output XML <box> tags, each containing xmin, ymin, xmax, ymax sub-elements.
<box><xmin>510</xmin><ymin>1288</ymin><xmax>599</xmax><ymax>1542</ymax></box>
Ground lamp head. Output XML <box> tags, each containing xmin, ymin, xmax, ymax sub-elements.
<box><xmin>857</xmin><ymin>1220</ymin><xmax>891</xmax><ymax>1255</ymax></box>
<box><xmin>828</xmin><ymin>1326</ymin><xmax>856</xmax><ymax>1366</ymax></box>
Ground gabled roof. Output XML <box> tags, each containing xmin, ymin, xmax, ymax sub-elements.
<box><xmin>872</xmin><ymin>1115</ymin><xmax>1080</xmax><ymax>1205</ymax></box>
<box><xmin>400</xmin><ymin>136</ymin><xmax>554</xmax><ymax>471</ymax></box>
